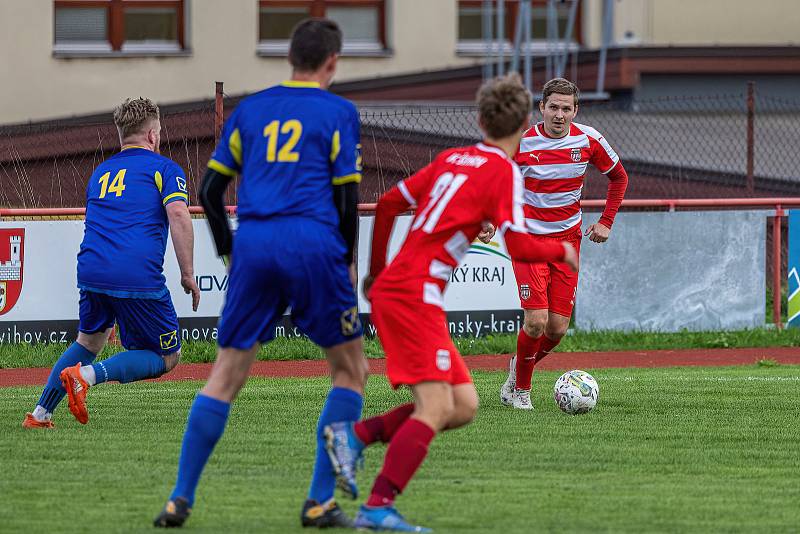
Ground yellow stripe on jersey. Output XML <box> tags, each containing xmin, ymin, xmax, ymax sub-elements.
<box><xmin>121</xmin><ymin>145</ymin><xmax>147</xmax><ymax>151</ymax></box>
<box><xmin>154</xmin><ymin>171</ymin><xmax>163</xmax><ymax>193</ymax></box>
<box><xmin>281</xmin><ymin>80</ymin><xmax>321</xmax><ymax>89</ymax></box>
<box><xmin>208</xmin><ymin>159</ymin><xmax>236</xmax><ymax>177</ymax></box>
<box><xmin>332</xmin><ymin>173</ymin><xmax>361</xmax><ymax>185</ymax></box>
<box><xmin>163</xmin><ymin>192</ymin><xmax>189</xmax><ymax>205</ymax></box>
<box><xmin>229</xmin><ymin>128</ymin><xmax>242</xmax><ymax>166</ymax></box>
<box><xmin>330</xmin><ymin>130</ymin><xmax>341</xmax><ymax>162</ymax></box>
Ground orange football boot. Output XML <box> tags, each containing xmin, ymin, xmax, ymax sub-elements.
<box><xmin>59</xmin><ymin>363</ymin><xmax>90</xmax><ymax>424</ymax></box>
<box><xmin>22</xmin><ymin>413</ymin><xmax>54</xmax><ymax>429</ymax></box>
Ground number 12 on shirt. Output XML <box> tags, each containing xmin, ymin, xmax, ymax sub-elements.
<box><xmin>263</xmin><ymin>120</ymin><xmax>302</xmax><ymax>162</ymax></box>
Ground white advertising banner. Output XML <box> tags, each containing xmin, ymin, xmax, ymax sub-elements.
<box><xmin>0</xmin><ymin>219</ymin><xmax>229</xmax><ymax>343</ymax></box>
<box><xmin>357</xmin><ymin>215</ymin><xmax>523</xmax><ymax>337</ymax></box>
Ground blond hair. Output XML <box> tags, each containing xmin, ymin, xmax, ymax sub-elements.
<box><xmin>542</xmin><ymin>77</ymin><xmax>579</xmax><ymax>107</ymax></box>
<box><xmin>113</xmin><ymin>97</ymin><xmax>160</xmax><ymax>139</ymax></box>
<box><xmin>476</xmin><ymin>73</ymin><xmax>532</xmax><ymax>139</ymax></box>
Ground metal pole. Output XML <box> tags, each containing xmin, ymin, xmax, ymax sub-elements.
<box><xmin>482</xmin><ymin>0</ymin><xmax>494</xmax><ymax>80</ymax></box>
<box><xmin>773</xmin><ymin>206</ymin><xmax>784</xmax><ymax>329</ymax></box>
<box><xmin>558</xmin><ymin>0</ymin><xmax>580</xmax><ymax>77</ymax></box>
<box><xmin>746</xmin><ymin>81</ymin><xmax>755</xmax><ymax>196</ymax></box>
<box><xmin>596</xmin><ymin>0</ymin><xmax>613</xmax><ymax>94</ymax></box>
<box><xmin>511</xmin><ymin>0</ymin><xmax>525</xmax><ymax>73</ymax></box>
<box><xmin>215</xmin><ymin>81</ymin><xmax>224</xmax><ymax>144</ymax></box>
<box><xmin>497</xmin><ymin>0</ymin><xmax>505</xmax><ymax>76</ymax></box>
<box><xmin>523</xmin><ymin>0</ymin><xmax>532</xmax><ymax>91</ymax></box>
<box><xmin>546</xmin><ymin>0</ymin><xmax>556</xmax><ymax>80</ymax></box>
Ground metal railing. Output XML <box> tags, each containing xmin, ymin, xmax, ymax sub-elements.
<box><xmin>3</xmin><ymin>197</ymin><xmax>798</xmax><ymax>329</ymax></box>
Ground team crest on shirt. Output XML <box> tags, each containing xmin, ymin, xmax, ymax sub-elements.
<box><xmin>520</xmin><ymin>284</ymin><xmax>530</xmax><ymax>301</ymax></box>
<box><xmin>570</xmin><ymin>148</ymin><xmax>582</xmax><ymax>162</ymax></box>
<box><xmin>340</xmin><ymin>306</ymin><xmax>361</xmax><ymax>336</ymax></box>
<box><xmin>436</xmin><ymin>349</ymin><xmax>451</xmax><ymax>371</ymax></box>
<box><xmin>0</xmin><ymin>229</ymin><xmax>24</xmax><ymax>315</ymax></box>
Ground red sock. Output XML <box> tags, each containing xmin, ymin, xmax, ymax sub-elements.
<box><xmin>515</xmin><ymin>330</ymin><xmax>542</xmax><ymax>390</ymax></box>
<box><xmin>535</xmin><ymin>335</ymin><xmax>561</xmax><ymax>365</ymax></box>
<box><xmin>354</xmin><ymin>403</ymin><xmax>415</xmax><ymax>445</ymax></box>
<box><xmin>366</xmin><ymin>418</ymin><xmax>436</xmax><ymax>507</ymax></box>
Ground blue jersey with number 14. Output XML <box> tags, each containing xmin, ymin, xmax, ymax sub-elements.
<box><xmin>208</xmin><ymin>81</ymin><xmax>362</xmax><ymax>225</ymax></box>
<box><xmin>77</xmin><ymin>147</ymin><xmax>189</xmax><ymax>297</ymax></box>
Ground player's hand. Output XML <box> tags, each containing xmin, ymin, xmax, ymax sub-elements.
<box><xmin>561</xmin><ymin>242</ymin><xmax>579</xmax><ymax>272</ymax></box>
<box><xmin>182</xmin><ymin>274</ymin><xmax>201</xmax><ymax>311</ymax></box>
<box><xmin>584</xmin><ymin>222</ymin><xmax>610</xmax><ymax>243</ymax></box>
<box><xmin>362</xmin><ymin>275</ymin><xmax>375</xmax><ymax>302</ymax></box>
<box><xmin>348</xmin><ymin>262</ymin><xmax>357</xmax><ymax>291</ymax></box>
<box><xmin>477</xmin><ymin>221</ymin><xmax>496</xmax><ymax>244</ymax></box>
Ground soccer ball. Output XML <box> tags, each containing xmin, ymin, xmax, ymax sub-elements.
<box><xmin>553</xmin><ymin>370</ymin><xmax>599</xmax><ymax>415</ymax></box>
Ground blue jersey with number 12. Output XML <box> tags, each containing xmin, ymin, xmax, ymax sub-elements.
<box><xmin>77</xmin><ymin>147</ymin><xmax>189</xmax><ymax>297</ymax></box>
<box><xmin>208</xmin><ymin>81</ymin><xmax>362</xmax><ymax>225</ymax></box>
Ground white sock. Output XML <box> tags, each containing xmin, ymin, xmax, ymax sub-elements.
<box><xmin>79</xmin><ymin>365</ymin><xmax>97</xmax><ymax>386</ymax></box>
<box><xmin>32</xmin><ymin>405</ymin><xmax>52</xmax><ymax>422</ymax></box>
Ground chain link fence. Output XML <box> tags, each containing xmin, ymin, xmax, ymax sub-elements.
<box><xmin>1</xmin><ymin>89</ymin><xmax>799</xmax><ymax>209</ymax></box>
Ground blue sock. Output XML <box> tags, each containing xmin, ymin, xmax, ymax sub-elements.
<box><xmin>308</xmin><ymin>387</ymin><xmax>364</xmax><ymax>503</ymax></box>
<box><xmin>170</xmin><ymin>394</ymin><xmax>231</xmax><ymax>506</ymax></box>
<box><xmin>36</xmin><ymin>342</ymin><xmax>96</xmax><ymax>413</ymax></box>
<box><xmin>91</xmin><ymin>349</ymin><xmax>166</xmax><ymax>384</ymax></box>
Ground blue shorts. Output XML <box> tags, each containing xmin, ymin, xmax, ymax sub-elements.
<box><xmin>217</xmin><ymin>218</ymin><xmax>362</xmax><ymax>349</ymax></box>
<box><xmin>78</xmin><ymin>289</ymin><xmax>181</xmax><ymax>355</ymax></box>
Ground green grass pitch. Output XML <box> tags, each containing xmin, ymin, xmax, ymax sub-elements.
<box><xmin>2</xmin><ymin>367</ymin><xmax>799</xmax><ymax>533</ymax></box>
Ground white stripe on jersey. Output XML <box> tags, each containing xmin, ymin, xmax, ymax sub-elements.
<box><xmin>397</xmin><ymin>181</ymin><xmax>417</xmax><ymax>206</ymax></box>
<box><xmin>519</xmin><ymin>132</ymin><xmax>586</xmax><ymax>152</ymax></box>
<box><xmin>524</xmin><ymin>187</ymin><xmax>582</xmax><ymax>209</ymax></box>
<box><xmin>444</xmin><ymin>231</ymin><xmax>470</xmax><ymax>263</ymax></box>
<box><xmin>510</xmin><ymin>161</ymin><xmax>526</xmax><ymax>231</ymax></box>
<box><xmin>423</xmin><ymin>282</ymin><xmax>445</xmax><ymax>308</ymax></box>
<box><xmin>525</xmin><ymin>211</ymin><xmax>582</xmax><ymax>235</ymax></box>
<box><xmin>429</xmin><ymin>259</ymin><xmax>453</xmax><ymax>281</ymax></box>
<box><xmin>520</xmin><ymin>162</ymin><xmax>588</xmax><ymax>180</ymax></box>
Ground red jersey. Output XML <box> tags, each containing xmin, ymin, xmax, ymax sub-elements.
<box><xmin>369</xmin><ymin>142</ymin><xmax>562</xmax><ymax>307</ymax></box>
<box><xmin>515</xmin><ymin>122</ymin><xmax>620</xmax><ymax>235</ymax></box>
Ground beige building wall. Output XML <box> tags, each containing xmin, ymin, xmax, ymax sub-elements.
<box><xmin>0</xmin><ymin>0</ymin><xmax>477</xmax><ymax>124</ymax></box>
<box><xmin>2</xmin><ymin>0</ymin><xmax>799</xmax><ymax>123</ymax></box>
<box><xmin>613</xmin><ymin>0</ymin><xmax>800</xmax><ymax>46</ymax></box>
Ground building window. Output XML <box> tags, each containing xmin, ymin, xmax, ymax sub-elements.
<box><xmin>457</xmin><ymin>1</ymin><xmax>580</xmax><ymax>55</ymax></box>
<box><xmin>258</xmin><ymin>0</ymin><xmax>388</xmax><ymax>57</ymax></box>
<box><xmin>54</xmin><ymin>0</ymin><xmax>186</xmax><ymax>55</ymax></box>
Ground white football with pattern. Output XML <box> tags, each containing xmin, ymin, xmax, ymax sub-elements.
<box><xmin>553</xmin><ymin>370</ymin><xmax>599</xmax><ymax>415</ymax></box>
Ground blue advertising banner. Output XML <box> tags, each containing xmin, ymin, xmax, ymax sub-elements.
<box><xmin>789</xmin><ymin>211</ymin><xmax>800</xmax><ymax>328</ymax></box>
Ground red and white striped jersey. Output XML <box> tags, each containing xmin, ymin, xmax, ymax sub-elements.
<box><xmin>371</xmin><ymin>143</ymin><xmax>527</xmax><ymax>307</ymax></box>
<box><xmin>515</xmin><ymin>122</ymin><xmax>619</xmax><ymax>235</ymax></box>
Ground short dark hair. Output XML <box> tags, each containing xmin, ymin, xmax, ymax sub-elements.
<box><xmin>288</xmin><ymin>18</ymin><xmax>343</xmax><ymax>72</ymax></box>
<box><xmin>477</xmin><ymin>73</ymin><xmax>532</xmax><ymax>139</ymax></box>
<box><xmin>542</xmin><ymin>77</ymin><xmax>579</xmax><ymax>107</ymax></box>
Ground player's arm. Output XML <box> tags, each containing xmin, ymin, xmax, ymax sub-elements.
<box><xmin>199</xmin><ymin>167</ymin><xmax>234</xmax><ymax>265</ymax></box>
<box><xmin>503</xmin><ymin>229</ymin><xmax>577</xmax><ymax>271</ymax></box>
<box><xmin>586</xmin><ymin>131</ymin><xmax>629</xmax><ymax>243</ymax></box>
<box><xmin>201</xmin><ymin>106</ymin><xmax>241</xmax><ymax>265</ymax></box>
<box><xmin>363</xmin><ymin>184</ymin><xmax>414</xmax><ymax>298</ymax></box>
<box><xmin>166</xmin><ymin>200</ymin><xmax>200</xmax><ymax>311</ymax></box>
<box><xmin>331</xmin><ymin>104</ymin><xmax>363</xmax><ymax>269</ymax></box>
<box><xmin>585</xmin><ymin>162</ymin><xmax>629</xmax><ymax>242</ymax></box>
<box><xmin>333</xmin><ymin>181</ymin><xmax>358</xmax><ymax>265</ymax></box>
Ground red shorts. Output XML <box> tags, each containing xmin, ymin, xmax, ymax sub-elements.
<box><xmin>370</xmin><ymin>290</ymin><xmax>472</xmax><ymax>390</ymax></box>
<box><xmin>512</xmin><ymin>228</ymin><xmax>582</xmax><ymax>317</ymax></box>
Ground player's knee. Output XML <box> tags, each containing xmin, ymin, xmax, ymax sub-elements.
<box><xmin>545</xmin><ymin>325</ymin><xmax>568</xmax><ymax>340</ymax></box>
<box><xmin>162</xmin><ymin>351</ymin><xmax>181</xmax><ymax>373</ymax></box>
<box><xmin>523</xmin><ymin>318</ymin><xmax>546</xmax><ymax>338</ymax></box>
